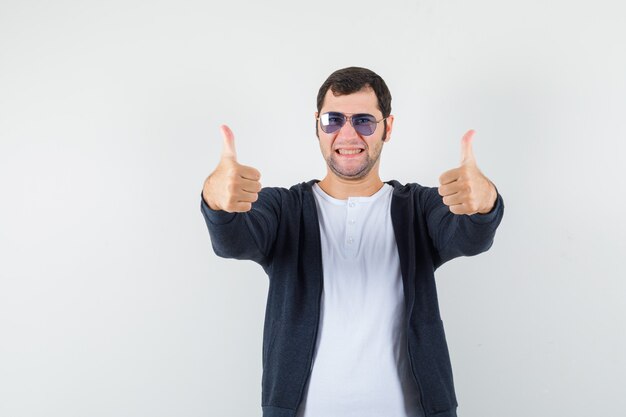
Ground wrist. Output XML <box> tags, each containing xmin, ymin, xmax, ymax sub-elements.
<box><xmin>202</xmin><ymin>177</ymin><xmax>223</xmax><ymax>211</ymax></box>
<box><xmin>477</xmin><ymin>181</ymin><xmax>497</xmax><ymax>214</ymax></box>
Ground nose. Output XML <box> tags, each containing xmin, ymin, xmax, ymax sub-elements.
<box><xmin>337</xmin><ymin>117</ymin><xmax>359</xmax><ymax>139</ymax></box>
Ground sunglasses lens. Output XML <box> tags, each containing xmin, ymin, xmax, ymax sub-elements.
<box><xmin>319</xmin><ymin>112</ymin><xmax>380</xmax><ymax>135</ymax></box>
<box><xmin>352</xmin><ymin>114</ymin><xmax>377</xmax><ymax>136</ymax></box>
<box><xmin>320</xmin><ymin>112</ymin><xmax>345</xmax><ymax>133</ymax></box>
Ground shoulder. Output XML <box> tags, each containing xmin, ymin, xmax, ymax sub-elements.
<box><xmin>258</xmin><ymin>179</ymin><xmax>319</xmax><ymax>205</ymax></box>
<box><xmin>386</xmin><ymin>180</ymin><xmax>437</xmax><ymax>198</ymax></box>
<box><xmin>386</xmin><ymin>180</ymin><xmax>444</xmax><ymax>215</ymax></box>
<box><xmin>288</xmin><ymin>179</ymin><xmax>319</xmax><ymax>193</ymax></box>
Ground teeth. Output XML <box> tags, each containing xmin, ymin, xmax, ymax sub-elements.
<box><xmin>338</xmin><ymin>149</ymin><xmax>363</xmax><ymax>155</ymax></box>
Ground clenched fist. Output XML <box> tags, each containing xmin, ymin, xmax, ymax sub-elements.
<box><xmin>202</xmin><ymin>125</ymin><xmax>262</xmax><ymax>213</ymax></box>
<box><xmin>438</xmin><ymin>130</ymin><xmax>497</xmax><ymax>215</ymax></box>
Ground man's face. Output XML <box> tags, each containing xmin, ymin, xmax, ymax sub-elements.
<box><xmin>316</xmin><ymin>87</ymin><xmax>393</xmax><ymax>181</ymax></box>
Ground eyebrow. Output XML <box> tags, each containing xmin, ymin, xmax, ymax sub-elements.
<box><xmin>322</xmin><ymin>111</ymin><xmax>380</xmax><ymax>116</ymax></box>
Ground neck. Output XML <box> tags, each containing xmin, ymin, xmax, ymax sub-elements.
<box><xmin>317</xmin><ymin>171</ymin><xmax>384</xmax><ymax>200</ymax></box>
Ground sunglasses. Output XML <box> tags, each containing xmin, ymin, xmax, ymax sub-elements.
<box><xmin>318</xmin><ymin>112</ymin><xmax>387</xmax><ymax>136</ymax></box>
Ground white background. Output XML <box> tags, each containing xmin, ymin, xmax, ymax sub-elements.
<box><xmin>1</xmin><ymin>1</ymin><xmax>625</xmax><ymax>416</ymax></box>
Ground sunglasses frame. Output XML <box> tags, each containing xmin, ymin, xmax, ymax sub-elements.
<box><xmin>317</xmin><ymin>111</ymin><xmax>387</xmax><ymax>136</ymax></box>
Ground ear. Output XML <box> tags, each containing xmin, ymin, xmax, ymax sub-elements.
<box><xmin>383</xmin><ymin>115</ymin><xmax>394</xmax><ymax>142</ymax></box>
<box><xmin>314</xmin><ymin>111</ymin><xmax>320</xmax><ymax>140</ymax></box>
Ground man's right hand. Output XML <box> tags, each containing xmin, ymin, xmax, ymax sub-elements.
<box><xmin>202</xmin><ymin>125</ymin><xmax>262</xmax><ymax>212</ymax></box>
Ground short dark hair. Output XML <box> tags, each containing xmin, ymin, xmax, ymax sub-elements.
<box><xmin>316</xmin><ymin>67</ymin><xmax>392</xmax><ymax>117</ymax></box>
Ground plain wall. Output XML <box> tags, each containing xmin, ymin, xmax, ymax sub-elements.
<box><xmin>1</xmin><ymin>0</ymin><xmax>624</xmax><ymax>416</ymax></box>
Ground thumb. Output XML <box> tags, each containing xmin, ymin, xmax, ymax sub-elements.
<box><xmin>460</xmin><ymin>129</ymin><xmax>476</xmax><ymax>165</ymax></box>
<box><xmin>220</xmin><ymin>124</ymin><xmax>237</xmax><ymax>161</ymax></box>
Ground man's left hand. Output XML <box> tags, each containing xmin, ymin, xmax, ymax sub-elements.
<box><xmin>438</xmin><ymin>130</ymin><xmax>497</xmax><ymax>215</ymax></box>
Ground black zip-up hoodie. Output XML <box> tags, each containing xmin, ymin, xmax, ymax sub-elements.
<box><xmin>201</xmin><ymin>179</ymin><xmax>504</xmax><ymax>417</ymax></box>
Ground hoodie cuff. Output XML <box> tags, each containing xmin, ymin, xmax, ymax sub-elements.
<box><xmin>200</xmin><ymin>192</ymin><xmax>237</xmax><ymax>225</ymax></box>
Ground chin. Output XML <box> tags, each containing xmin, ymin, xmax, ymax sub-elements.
<box><xmin>328</xmin><ymin>154</ymin><xmax>378</xmax><ymax>180</ymax></box>
<box><xmin>329</xmin><ymin>163</ymin><xmax>373</xmax><ymax>180</ymax></box>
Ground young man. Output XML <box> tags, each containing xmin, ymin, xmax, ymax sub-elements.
<box><xmin>201</xmin><ymin>67</ymin><xmax>504</xmax><ymax>417</ymax></box>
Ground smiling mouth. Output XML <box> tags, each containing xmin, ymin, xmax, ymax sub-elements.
<box><xmin>336</xmin><ymin>149</ymin><xmax>364</xmax><ymax>155</ymax></box>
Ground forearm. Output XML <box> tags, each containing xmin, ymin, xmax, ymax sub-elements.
<box><xmin>438</xmin><ymin>191</ymin><xmax>504</xmax><ymax>262</ymax></box>
<box><xmin>201</xmin><ymin>197</ymin><xmax>264</xmax><ymax>263</ymax></box>
<box><xmin>200</xmin><ymin>187</ymin><xmax>281</xmax><ymax>265</ymax></box>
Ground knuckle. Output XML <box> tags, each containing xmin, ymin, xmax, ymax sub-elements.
<box><xmin>224</xmin><ymin>195</ymin><xmax>237</xmax><ymax>208</ymax></box>
<box><xmin>226</xmin><ymin>182</ymin><xmax>237</xmax><ymax>194</ymax></box>
<box><xmin>224</xmin><ymin>171</ymin><xmax>236</xmax><ymax>182</ymax></box>
<box><xmin>227</xmin><ymin>165</ymin><xmax>240</xmax><ymax>176</ymax></box>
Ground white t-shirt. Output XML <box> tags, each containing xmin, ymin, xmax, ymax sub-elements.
<box><xmin>296</xmin><ymin>183</ymin><xmax>423</xmax><ymax>417</ymax></box>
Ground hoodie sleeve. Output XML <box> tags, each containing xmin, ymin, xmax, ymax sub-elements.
<box><xmin>200</xmin><ymin>187</ymin><xmax>282</xmax><ymax>268</ymax></box>
<box><xmin>420</xmin><ymin>185</ymin><xmax>504</xmax><ymax>267</ymax></box>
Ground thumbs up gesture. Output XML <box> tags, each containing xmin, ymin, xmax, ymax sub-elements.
<box><xmin>202</xmin><ymin>125</ymin><xmax>262</xmax><ymax>212</ymax></box>
<box><xmin>437</xmin><ymin>130</ymin><xmax>497</xmax><ymax>215</ymax></box>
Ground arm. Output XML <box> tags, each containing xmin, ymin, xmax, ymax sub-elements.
<box><xmin>422</xmin><ymin>185</ymin><xmax>504</xmax><ymax>266</ymax></box>
<box><xmin>201</xmin><ymin>188</ymin><xmax>281</xmax><ymax>267</ymax></box>
<box><xmin>200</xmin><ymin>124</ymin><xmax>278</xmax><ymax>267</ymax></box>
<box><xmin>424</xmin><ymin>130</ymin><xmax>505</xmax><ymax>266</ymax></box>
